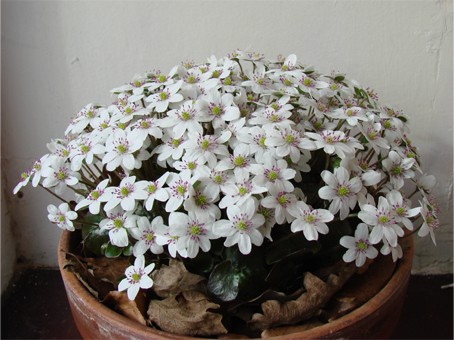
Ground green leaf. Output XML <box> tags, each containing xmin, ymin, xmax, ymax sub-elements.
<box><xmin>184</xmin><ymin>250</ymin><xmax>216</xmax><ymax>277</ymax></box>
<box><xmin>82</xmin><ymin>224</ymin><xmax>109</xmax><ymax>257</ymax></box>
<box><xmin>334</xmin><ymin>75</ymin><xmax>345</xmax><ymax>82</ymax></box>
<box><xmin>398</xmin><ymin>115</ymin><xmax>408</xmax><ymax>122</ymax></box>
<box><xmin>207</xmin><ymin>246</ymin><xmax>269</xmax><ymax>302</ymax></box>
<box><xmin>122</xmin><ymin>245</ymin><xmax>133</xmax><ymax>256</ymax></box>
<box><xmin>105</xmin><ymin>243</ymin><xmax>124</xmax><ymax>258</ymax></box>
<box><xmin>266</xmin><ymin>232</ymin><xmax>321</xmax><ymax>265</ymax></box>
<box><xmin>207</xmin><ymin>260</ymin><xmax>240</xmax><ymax>302</ymax></box>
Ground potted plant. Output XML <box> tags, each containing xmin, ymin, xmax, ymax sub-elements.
<box><xmin>14</xmin><ymin>50</ymin><xmax>439</xmax><ymax>338</ymax></box>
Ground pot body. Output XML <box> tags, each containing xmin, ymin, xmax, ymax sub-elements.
<box><xmin>58</xmin><ymin>230</ymin><xmax>413</xmax><ymax>339</ymax></box>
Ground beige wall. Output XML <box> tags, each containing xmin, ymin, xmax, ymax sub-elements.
<box><xmin>2</xmin><ymin>1</ymin><xmax>452</xmax><ymax>276</ymax></box>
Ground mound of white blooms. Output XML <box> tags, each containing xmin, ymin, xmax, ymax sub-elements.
<box><xmin>15</xmin><ymin>51</ymin><xmax>439</xmax><ymax>300</ymax></box>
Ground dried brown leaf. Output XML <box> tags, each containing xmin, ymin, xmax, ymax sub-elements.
<box><xmin>85</xmin><ymin>257</ymin><xmax>130</xmax><ymax>287</ymax></box>
<box><xmin>151</xmin><ymin>260</ymin><xmax>205</xmax><ymax>298</ymax></box>
<box><xmin>103</xmin><ymin>291</ymin><xmax>147</xmax><ymax>326</ymax></box>
<box><xmin>249</xmin><ymin>263</ymin><xmax>356</xmax><ymax>330</ymax></box>
<box><xmin>323</xmin><ymin>254</ymin><xmax>396</xmax><ymax>321</ymax></box>
<box><xmin>148</xmin><ymin>290</ymin><xmax>227</xmax><ymax>336</ymax></box>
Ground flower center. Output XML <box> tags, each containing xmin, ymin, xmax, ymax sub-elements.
<box><xmin>337</xmin><ymin>186</ymin><xmax>350</xmax><ymax>197</ymax></box>
<box><xmin>378</xmin><ymin>215</ymin><xmax>389</xmax><ymax>224</ymax></box>
<box><xmin>187</xmin><ymin>75</ymin><xmax>196</xmax><ymax>84</ymax></box>
<box><xmin>190</xmin><ymin>225</ymin><xmax>202</xmax><ymax>235</ymax></box>
<box><xmin>303</xmin><ymin>78</ymin><xmax>313</xmax><ymax>86</ymax></box>
<box><xmin>58</xmin><ymin>215</ymin><xmax>66</xmax><ymax>223</ymax></box>
<box><xmin>285</xmin><ymin>134</ymin><xmax>295</xmax><ymax>144</ymax></box>
<box><xmin>305</xmin><ymin>214</ymin><xmax>316</xmax><ymax>223</ymax></box>
<box><xmin>277</xmin><ymin>194</ymin><xmax>289</xmax><ymax>206</ymax></box>
<box><xmin>158</xmin><ymin>75</ymin><xmax>167</xmax><ymax>83</ymax></box>
<box><xmin>356</xmin><ymin>240</ymin><xmax>368</xmax><ymax>251</ymax></box>
<box><xmin>212</xmin><ymin>106</ymin><xmax>221</xmax><ymax>116</ymax></box>
<box><xmin>120</xmin><ymin>187</ymin><xmax>130</xmax><ymax>197</ymax></box>
<box><xmin>91</xmin><ymin>190</ymin><xmax>100</xmax><ymax>200</ymax></box>
<box><xmin>140</xmin><ymin>121</ymin><xmax>150</xmax><ymax>129</ymax></box>
<box><xmin>117</xmin><ymin>144</ymin><xmax>127</xmax><ymax>154</ymax></box>
<box><xmin>147</xmin><ymin>184</ymin><xmax>157</xmax><ymax>194</ymax></box>
<box><xmin>212</xmin><ymin>70</ymin><xmax>221</xmax><ymax>78</ymax></box>
<box><xmin>396</xmin><ymin>207</ymin><xmax>405</xmax><ymax>216</ymax></box>
<box><xmin>113</xmin><ymin>218</ymin><xmax>123</xmax><ymax>229</ymax></box>
<box><xmin>81</xmin><ymin>145</ymin><xmax>90</xmax><ymax>154</ymax></box>
<box><xmin>233</xmin><ymin>156</ymin><xmax>246</xmax><ymax>167</ymax></box>
<box><xmin>177</xmin><ymin>185</ymin><xmax>186</xmax><ymax>196</ymax></box>
<box><xmin>171</xmin><ymin>139</ymin><xmax>181</xmax><ymax>148</ymax></box>
<box><xmin>224</xmin><ymin>77</ymin><xmax>232</xmax><ymax>85</ymax></box>
<box><xmin>131</xmin><ymin>273</ymin><xmax>141</xmax><ymax>282</ymax></box>
<box><xmin>236</xmin><ymin>221</ymin><xmax>248</xmax><ymax>231</ymax></box>
<box><xmin>391</xmin><ymin>166</ymin><xmax>402</xmax><ymax>176</ymax></box>
<box><xmin>238</xmin><ymin>186</ymin><xmax>248</xmax><ymax>196</ymax></box>
<box><xmin>159</xmin><ymin>92</ymin><xmax>168</xmax><ymax>101</ymax></box>
<box><xmin>201</xmin><ymin>139</ymin><xmax>210</xmax><ymax>150</ymax></box>
<box><xmin>195</xmin><ymin>194</ymin><xmax>207</xmax><ymax>207</ymax></box>
<box><xmin>57</xmin><ymin>171</ymin><xmax>67</xmax><ymax>181</ymax></box>
<box><xmin>267</xmin><ymin>171</ymin><xmax>279</xmax><ymax>181</ymax></box>
<box><xmin>180</xmin><ymin>111</ymin><xmax>191</xmax><ymax>121</ymax></box>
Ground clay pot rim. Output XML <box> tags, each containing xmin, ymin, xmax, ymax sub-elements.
<box><xmin>58</xmin><ymin>230</ymin><xmax>413</xmax><ymax>340</ymax></box>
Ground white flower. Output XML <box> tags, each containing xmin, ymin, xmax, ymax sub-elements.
<box><xmin>146</xmin><ymin>80</ymin><xmax>184</xmax><ymax>113</ymax></box>
<box><xmin>359</xmin><ymin>122</ymin><xmax>390</xmax><ymax>152</ymax></box>
<box><xmin>358</xmin><ymin>196</ymin><xmax>404</xmax><ymax>247</ymax></box>
<box><xmin>103</xmin><ymin>129</ymin><xmax>143</xmax><ymax>171</ymax></box>
<box><xmin>118</xmin><ymin>255</ymin><xmax>155</xmax><ymax>300</ymax></box>
<box><xmin>75</xmin><ymin>178</ymin><xmax>110</xmax><ymax>214</ymax></box>
<box><xmin>144</xmin><ymin>172</ymin><xmax>170</xmax><ymax>211</ymax></box>
<box><xmin>129</xmin><ymin>216</ymin><xmax>165</xmax><ymax>256</ymax></box>
<box><xmin>169</xmin><ymin>211</ymin><xmax>216</xmax><ymax>258</ymax></box>
<box><xmin>287</xmin><ymin>201</ymin><xmax>334</xmax><ymax>241</ymax></box>
<box><xmin>250</xmin><ymin>158</ymin><xmax>296</xmax><ymax>192</ymax></box>
<box><xmin>219</xmin><ymin>172</ymin><xmax>267</xmax><ymax>209</ymax></box>
<box><xmin>417</xmin><ymin>199</ymin><xmax>439</xmax><ymax>245</ymax></box>
<box><xmin>340</xmin><ymin>223</ymin><xmax>378</xmax><ymax>267</ymax></box>
<box><xmin>329</xmin><ymin>107</ymin><xmax>369</xmax><ymax>126</ymax></box>
<box><xmin>386</xmin><ymin>190</ymin><xmax>420</xmax><ymax>230</ymax></box>
<box><xmin>182</xmin><ymin>132</ymin><xmax>230</xmax><ymax>168</ymax></box>
<box><xmin>47</xmin><ymin>203</ymin><xmax>77</xmax><ymax>231</ymax></box>
<box><xmin>241</xmin><ymin>63</ymin><xmax>272</xmax><ymax>94</ymax></box>
<box><xmin>13</xmin><ymin>171</ymin><xmax>32</xmax><ymax>194</ymax></box>
<box><xmin>100</xmin><ymin>208</ymin><xmax>137</xmax><ymax>247</ymax></box>
<box><xmin>103</xmin><ymin>176</ymin><xmax>148</xmax><ymax>212</ymax></box>
<box><xmin>266</xmin><ymin>127</ymin><xmax>316</xmax><ymax>163</ymax></box>
<box><xmin>216</xmin><ymin>143</ymin><xmax>252</xmax><ymax>178</ymax></box>
<box><xmin>155</xmin><ymin>132</ymin><xmax>186</xmax><ymax>163</ymax></box>
<box><xmin>305</xmin><ymin>130</ymin><xmax>363</xmax><ymax>159</ymax></box>
<box><xmin>42</xmin><ymin>160</ymin><xmax>80</xmax><ymax>195</ymax></box>
<box><xmin>184</xmin><ymin>184</ymin><xmax>221</xmax><ymax>220</ymax></box>
<box><xmin>214</xmin><ymin>199</ymin><xmax>265</xmax><ymax>255</ymax></box>
<box><xmin>236</xmin><ymin>126</ymin><xmax>275</xmax><ymax>163</ymax></box>
<box><xmin>159</xmin><ymin>100</ymin><xmax>207</xmax><ymax>138</ymax></box>
<box><xmin>196</xmin><ymin>89</ymin><xmax>240</xmax><ymax>129</ymax></box>
<box><xmin>382</xmin><ymin>151</ymin><xmax>415</xmax><ymax>190</ymax></box>
<box><xmin>165</xmin><ymin>171</ymin><xmax>195</xmax><ymax>212</ymax></box>
<box><xmin>65</xmin><ymin>104</ymin><xmax>99</xmax><ymax>135</ymax></box>
<box><xmin>380</xmin><ymin>240</ymin><xmax>403</xmax><ymax>262</ymax></box>
<box><xmin>69</xmin><ymin>136</ymin><xmax>106</xmax><ymax>171</ymax></box>
<box><xmin>318</xmin><ymin>167</ymin><xmax>363</xmax><ymax>220</ymax></box>
<box><xmin>128</xmin><ymin>117</ymin><xmax>163</xmax><ymax>143</ymax></box>
<box><xmin>261</xmin><ymin>185</ymin><xmax>298</xmax><ymax>224</ymax></box>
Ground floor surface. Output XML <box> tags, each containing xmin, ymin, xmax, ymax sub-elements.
<box><xmin>1</xmin><ymin>269</ymin><xmax>453</xmax><ymax>339</ymax></box>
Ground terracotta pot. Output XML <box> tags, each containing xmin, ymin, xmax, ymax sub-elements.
<box><xmin>58</xmin><ymin>230</ymin><xmax>413</xmax><ymax>339</ymax></box>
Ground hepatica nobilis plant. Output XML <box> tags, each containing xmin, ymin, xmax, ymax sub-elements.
<box><xmin>14</xmin><ymin>51</ymin><xmax>439</xmax><ymax>335</ymax></box>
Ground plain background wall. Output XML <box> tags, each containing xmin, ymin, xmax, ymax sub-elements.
<box><xmin>2</xmin><ymin>1</ymin><xmax>453</xmax><ymax>287</ymax></box>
